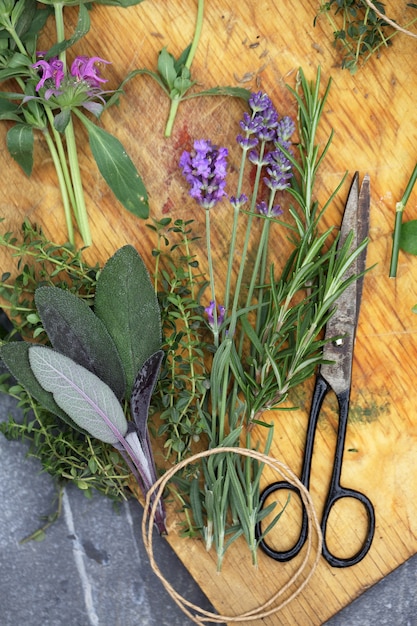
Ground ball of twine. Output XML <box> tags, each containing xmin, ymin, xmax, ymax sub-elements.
<box><xmin>142</xmin><ymin>446</ymin><xmax>323</xmax><ymax>625</ymax></box>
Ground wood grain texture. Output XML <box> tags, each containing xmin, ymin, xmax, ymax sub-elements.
<box><xmin>1</xmin><ymin>1</ymin><xmax>417</xmax><ymax>623</ymax></box>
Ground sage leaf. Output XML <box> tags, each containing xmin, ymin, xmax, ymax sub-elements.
<box><xmin>130</xmin><ymin>350</ymin><xmax>163</xmax><ymax>492</ymax></box>
<box><xmin>79</xmin><ymin>115</ymin><xmax>149</xmax><ymax>219</ymax></box>
<box><xmin>34</xmin><ymin>286</ymin><xmax>126</xmax><ymax>400</ymax></box>
<box><xmin>94</xmin><ymin>245</ymin><xmax>161</xmax><ymax>399</ymax></box>
<box><xmin>130</xmin><ymin>350</ymin><xmax>163</xmax><ymax>432</ymax></box>
<box><xmin>6</xmin><ymin>124</ymin><xmax>34</xmax><ymax>176</ymax></box>
<box><xmin>29</xmin><ymin>345</ymin><xmax>127</xmax><ymax>445</ymax></box>
<box><xmin>0</xmin><ymin>341</ymin><xmax>85</xmax><ymax>433</ymax></box>
<box><xmin>399</xmin><ymin>220</ymin><xmax>417</xmax><ymax>255</ymax></box>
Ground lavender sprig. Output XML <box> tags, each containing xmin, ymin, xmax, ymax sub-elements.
<box><xmin>180</xmin><ymin>139</ymin><xmax>228</xmax><ymax>346</ymax></box>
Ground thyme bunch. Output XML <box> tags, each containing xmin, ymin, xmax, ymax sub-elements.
<box><xmin>0</xmin><ymin>222</ymin><xmax>133</xmax><ymax>508</ymax></box>
<box><xmin>148</xmin><ymin>217</ymin><xmax>211</xmax><ymax>461</ymax></box>
<box><xmin>316</xmin><ymin>1</ymin><xmax>417</xmax><ymax>72</ymax></box>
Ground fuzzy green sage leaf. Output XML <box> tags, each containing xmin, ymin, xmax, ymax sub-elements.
<box><xmin>94</xmin><ymin>245</ymin><xmax>162</xmax><ymax>399</ymax></box>
<box><xmin>28</xmin><ymin>345</ymin><xmax>128</xmax><ymax>445</ymax></box>
<box><xmin>0</xmin><ymin>341</ymin><xmax>86</xmax><ymax>433</ymax></box>
<box><xmin>34</xmin><ymin>285</ymin><xmax>126</xmax><ymax>400</ymax></box>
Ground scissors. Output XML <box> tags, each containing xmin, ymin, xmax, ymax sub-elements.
<box><xmin>255</xmin><ymin>172</ymin><xmax>375</xmax><ymax>568</ymax></box>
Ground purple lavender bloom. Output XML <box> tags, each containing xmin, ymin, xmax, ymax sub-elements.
<box><xmin>236</xmin><ymin>134</ymin><xmax>258</xmax><ymax>150</ymax></box>
<box><xmin>205</xmin><ymin>301</ymin><xmax>225</xmax><ymax>326</ymax></box>
<box><xmin>257</xmin><ymin>201</ymin><xmax>283</xmax><ymax>217</ymax></box>
<box><xmin>248</xmin><ymin>91</ymin><xmax>274</xmax><ymax>113</ymax></box>
<box><xmin>239</xmin><ymin>91</ymin><xmax>279</xmax><ymax>142</ymax></box>
<box><xmin>275</xmin><ymin>116</ymin><xmax>296</xmax><ymax>149</ymax></box>
<box><xmin>248</xmin><ymin>149</ymin><xmax>269</xmax><ymax>167</ymax></box>
<box><xmin>239</xmin><ymin>112</ymin><xmax>263</xmax><ymax>135</ymax></box>
<box><xmin>180</xmin><ymin>139</ymin><xmax>228</xmax><ymax>209</ymax></box>
<box><xmin>264</xmin><ymin>149</ymin><xmax>293</xmax><ymax>191</ymax></box>
<box><xmin>32</xmin><ymin>57</ymin><xmax>64</xmax><ymax>96</ymax></box>
<box><xmin>70</xmin><ymin>56</ymin><xmax>110</xmax><ymax>88</ymax></box>
<box><xmin>230</xmin><ymin>194</ymin><xmax>248</xmax><ymax>209</ymax></box>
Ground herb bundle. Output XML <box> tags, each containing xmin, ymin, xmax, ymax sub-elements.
<box><xmin>0</xmin><ymin>67</ymin><xmax>368</xmax><ymax>568</ymax></box>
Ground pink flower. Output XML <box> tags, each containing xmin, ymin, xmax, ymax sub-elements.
<box><xmin>32</xmin><ymin>58</ymin><xmax>64</xmax><ymax>94</ymax></box>
<box><xmin>70</xmin><ymin>56</ymin><xmax>110</xmax><ymax>88</ymax></box>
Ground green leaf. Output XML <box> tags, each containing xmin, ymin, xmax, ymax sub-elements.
<box><xmin>79</xmin><ymin>115</ymin><xmax>149</xmax><ymax>219</ymax></box>
<box><xmin>29</xmin><ymin>345</ymin><xmax>128</xmax><ymax>444</ymax></box>
<box><xmin>130</xmin><ymin>350</ymin><xmax>163</xmax><ymax>432</ymax></box>
<box><xmin>173</xmin><ymin>44</ymin><xmax>191</xmax><ymax>74</ymax></box>
<box><xmin>94</xmin><ymin>245</ymin><xmax>161</xmax><ymax>399</ymax></box>
<box><xmin>0</xmin><ymin>341</ymin><xmax>86</xmax><ymax>433</ymax></box>
<box><xmin>6</xmin><ymin>123</ymin><xmax>34</xmax><ymax>175</ymax></box>
<box><xmin>46</xmin><ymin>4</ymin><xmax>90</xmax><ymax>59</ymax></box>
<box><xmin>399</xmin><ymin>220</ymin><xmax>417</xmax><ymax>255</ymax></box>
<box><xmin>53</xmin><ymin>108</ymin><xmax>71</xmax><ymax>133</ymax></box>
<box><xmin>34</xmin><ymin>285</ymin><xmax>126</xmax><ymax>400</ymax></box>
<box><xmin>157</xmin><ymin>47</ymin><xmax>178</xmax><ymax>90</ymax></box>
<box><xmin>0</xmin><ymin>97</ymin><xmax>22</xmax><ymax>122</ymax></box>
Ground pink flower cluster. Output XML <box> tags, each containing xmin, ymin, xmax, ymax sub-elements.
<box><xmin>32</xmin><ymin>54</ymin><xmax>110</xmax><ymax>100</ymax></box>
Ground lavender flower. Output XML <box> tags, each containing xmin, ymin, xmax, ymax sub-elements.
<box><xmin>205</xmin><ymin>301</ymin><xmax>225</xmax><ymax>327</ymax></box>
<box><xmin>256</xmin><ymin>201</ymin><xmax>283</xmax><ymax>217</ymax></box>
<box><xmin>275</xmin><ymin>116</ymin><xmax>296</xmax><ymax>149</ymax></box>
<box><xmin>239</xmin><ymin>91</ymin><xmax>279</xmax><ymax>143</ymax></box>
<box><xmin>230</xmin><ymin>194</ymin><xmax>248</xmax><ymax>209</ymax></box>
<box><xmin>264</xmin><ymin>149</ymin><xmax>293</xmax><ymax>191</ymax></box>
<box><xmin>180</xmin><ymin>139</ymin><xmax>228</xmax><ymax>209</ymax></box>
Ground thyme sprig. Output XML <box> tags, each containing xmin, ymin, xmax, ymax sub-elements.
<box><xmin>0</xmin><ymin>371</ymin><xmax>131</xmax><ymax>502</ymax></box>
<box><xmin>316</xmin><ymin>1</ymin><xmax>417</xmax><ymax>72</ymax></box>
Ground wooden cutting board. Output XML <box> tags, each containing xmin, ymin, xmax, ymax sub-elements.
<box><xmin>1</xmin><ymin>1</ymin><xmax>417</xmax><ymax>623</ymax></box>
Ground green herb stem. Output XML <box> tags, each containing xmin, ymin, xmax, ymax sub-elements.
<box><xmin>53</xmin><ymin>2</ymin><xmax>67</xmax><ymax>69</ymax></box>
<box><xmin>223</xmin><ymin>148</ymin><xmax>248</xmax><ymax>320</ymax></box>
<box><xmin>164</xmin><ymin>0</ymin><xmax>204</xmax><ymax>136</ymax></box>
<box><xmin>3</xmin><ymin>19</ymin><xmax>28</xmax><ymax>57</ymax></box>
<box><xmin>42</xmin><ymin>128</ymin><xmax>75</xmax><ymax>245</ymax></box>
<box><xmin>205</xmin><ymin>208</ymin><xmax>219</xmax><ymax>347</ymax></box>
<box><xmin>389</xmin><ymin>163</ymin><xmax>417</xmax><ymax>277</ymax></box>
<box><xmin>44</xmin><ymin>107</ymin><xmax>77</xmax><ymax>213</ymax></box>
<box><xmin>185</xmin><ymin>0</ymin><xmax>204</xmax><ymax>71</ymax></box>
<box><xmin>229</xmin><ymin>143</ymin><xmax>266</xmax><ymax>339</ymax></box>
<box><xmin>65</xmin><ymin>117</ymin><xmax>92</xmax><ymax>246</ymax></box>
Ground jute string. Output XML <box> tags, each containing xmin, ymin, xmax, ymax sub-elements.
<box><xmin>142</xmin><ymin>447</ymin><xmax>323</xmax><ymax>625</ymax></box>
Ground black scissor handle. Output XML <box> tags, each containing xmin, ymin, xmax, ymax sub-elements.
<box><xmin>321</xmin><ymin>486</ymin><xmax>376</xmax><ymax>568</ymax></box>
<box><xmin>256</xmin><ymin>480</ymin><xmax>308</xmax><ymax>561</ymax></box>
